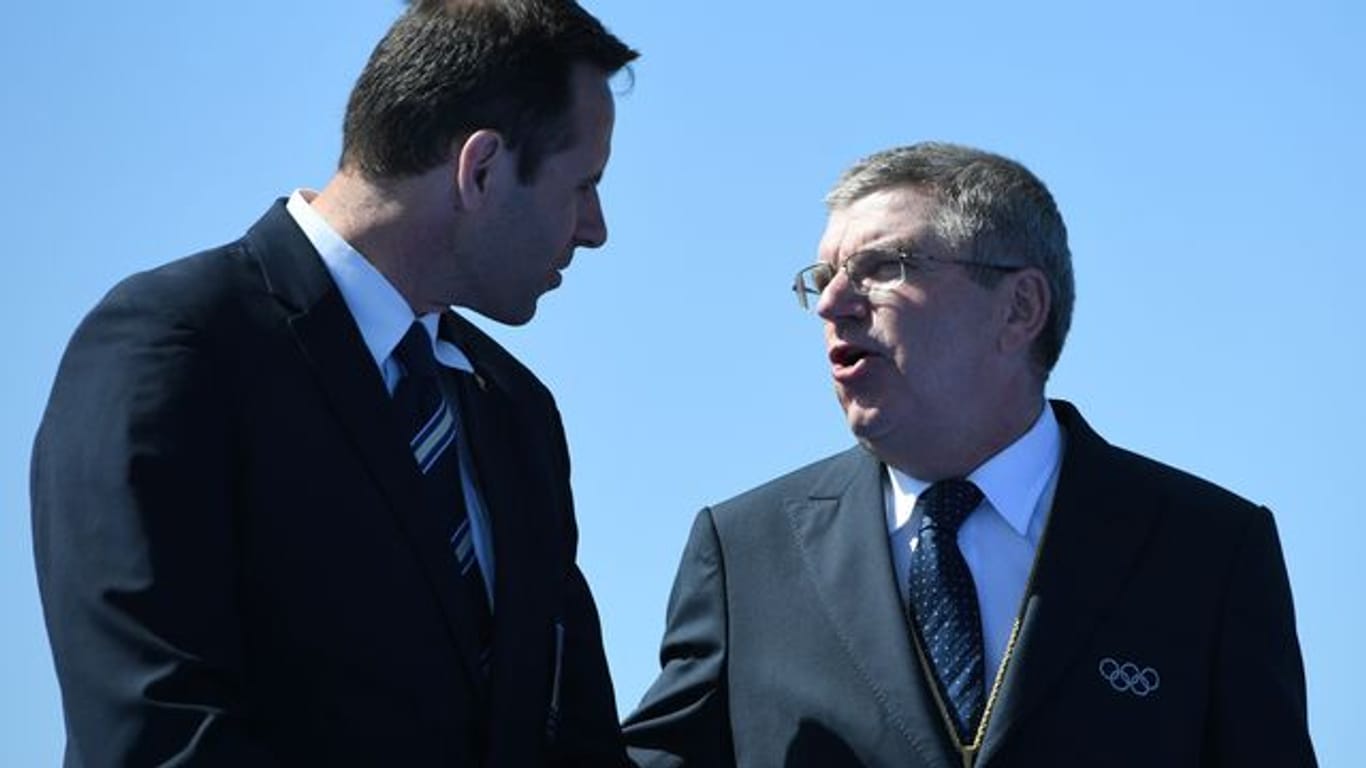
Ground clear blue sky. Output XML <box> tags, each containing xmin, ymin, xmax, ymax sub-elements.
<box><xmin>3</xmin><ymin>1</ymin><xmax>1361</xmax><ymax>764</ymax></box>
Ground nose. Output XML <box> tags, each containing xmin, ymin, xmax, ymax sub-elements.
<box><xmin>574</xmin><ymin>186</ymin><xmax>607</xmax><ymax>249</ymax></box>
<box><xmin>815</xmin><ymin>267</ymin><xmax>867</xmax><ymax>322</ymax></box>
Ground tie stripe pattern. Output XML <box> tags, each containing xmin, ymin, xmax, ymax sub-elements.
<box><xmin>907</xmin><ymin>479</ymin><xmax>987</xmax><ymax>743</ymax></box>
<box><xmin>392</xmin><ymin>323</ymin><xmax>492</xmax><ymax>665</ymax></box>
<box><xmin>450</xmin><ymin>518</ymin><xmax>477</xmax><ymax>576</ymax></box>
<box><xmin>412</xmin><ymin>396</ymin><xmax>457</xmax><ymax>474</ymax></box>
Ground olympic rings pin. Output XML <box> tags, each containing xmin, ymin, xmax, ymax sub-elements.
<box><xmin>1098</xmin><ymin>657</ymin><xmax>1160</xmax><ymax>697</ymax></box>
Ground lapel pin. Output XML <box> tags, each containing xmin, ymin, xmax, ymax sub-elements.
<box><xmin>1098</xmin><ymin>657</ymin><xmax>1160</xmax><ymax>697</ymax></box>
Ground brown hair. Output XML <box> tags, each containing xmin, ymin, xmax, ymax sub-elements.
<box><xmin>341</xmin><ymin>0</ymin><xmax>638</xmax><ymax>182</ymax></box>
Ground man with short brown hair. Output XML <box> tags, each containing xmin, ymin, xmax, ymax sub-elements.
<box><xmin>33</xmin><ymin>2</ymin><xmax>638</xmax><ymax>764</ymax></box>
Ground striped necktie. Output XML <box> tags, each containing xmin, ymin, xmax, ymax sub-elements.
<box><xmin>907</xmin><ymin>479</ymin><xmax>986</xmax><ymax>743</ymax></box>
<box><xmin>391</xmin><ymin>322</ymin><xmax>492</xmax><ymax>673</ymax></box>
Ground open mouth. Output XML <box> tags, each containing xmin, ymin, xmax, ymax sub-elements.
<box><xmin>829</xmin><ymin>343</ymin><xmax>878</xmax><ymax>382</ymax></box>
<box><xmin>830</xmin><ymin>345</ymin><xmax>870</xmax><ymax>367</ymax></box>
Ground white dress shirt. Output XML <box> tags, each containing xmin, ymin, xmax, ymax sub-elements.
<box><xmin>286</xmin><ymin>190</ymin><xmax>496</xmax><ymax>601</ymax></box>
<box><xmin>885</xmin><ymin>402</ymin><xmax>1064</xmax><ymax>693</ymax></box>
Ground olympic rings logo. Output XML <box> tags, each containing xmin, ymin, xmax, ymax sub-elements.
<box><xmin>1097</xmin><ymin>657</ymin><xmax>1160</xmax><ymax>697</ymax></box>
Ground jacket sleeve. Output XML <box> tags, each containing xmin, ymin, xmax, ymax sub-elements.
<box><xmin>540</xmin><ymin>401</ymin><xmax>630</xmax><ymax>768</ymax></box>
<box><xmin>553</xmin><ymin>564</ymin><xmax>631</xmax><ymax>767</ymax></box>
<box><xmin>622</xmin><ymin>507</ymin><xmax>736</xmax><ymax>767</ymax></box>
<box><xmin>1204</xmin><ymin>506</ymin><xmax>1317</xmax><ymax>766</ymax></box>
<box><xmin>31</xmin><ymin>284</ymin><xmax>280</xmax><ymax>767</ymax></box>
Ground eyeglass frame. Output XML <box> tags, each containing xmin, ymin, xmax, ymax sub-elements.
<box><xmin>791</xmin><ymin>247</ymin><xmax>1025</xmax><ymax>310</ymax></box>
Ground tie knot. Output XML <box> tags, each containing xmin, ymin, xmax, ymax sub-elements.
<box><xmin>916</xmin><ymin>479</ymin><xmax>983</xmax><ymax>533</ymax></box>
<box><xmin>394</xmin><ymin>322</ymin><xmax>438</xmax><ymax>380</ymax></box>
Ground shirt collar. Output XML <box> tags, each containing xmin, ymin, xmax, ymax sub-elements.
<box><xmin>969</xmin><ymin>402</ymin><xmax>1062</xmax><ymax>536</ymax></box>
<box><xmin>886</xmin><ymin>401</ymin><xmax>1062</xmax><ymax>537</ymax></box>
<box><xmin>285</xmin><ymin>189</ymin><xmax>473</xmax><ymax>373</ymax></box>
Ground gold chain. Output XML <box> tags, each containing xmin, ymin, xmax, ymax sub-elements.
<box><xmin>905</xmin><ymin>465</ymin><xmax>1061</xmax><ymax>767</ymax></box>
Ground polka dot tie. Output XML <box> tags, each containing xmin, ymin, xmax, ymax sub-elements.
<box><xmin>906</xmin><ymin>479</ymin><xmax>986</xmax><ymax>743</ymax></box>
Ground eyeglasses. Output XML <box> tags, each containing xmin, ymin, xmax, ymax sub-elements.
<box><xmin>791</xmin><ymin>247</ymin><xmax>1024</xmax><ymax>310</ymax></box>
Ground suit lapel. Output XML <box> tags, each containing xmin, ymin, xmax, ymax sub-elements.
<box><xmin>785</xmin><ymin>448</ymin><xmax>958</xmax><ymax>768</ymax></box>
<box><xmin>978</xmin><ymin>401</ymin><xmax>1161</xmax><ymax>764</ymax></box>
<box><xmin>248</xmin><ymin>203</ymin><xmax>489</xmax><ymax>689</ymax></box>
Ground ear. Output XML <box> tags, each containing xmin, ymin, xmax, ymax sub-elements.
<box><xmin>999</xmin><ymin>268</ymin><xmax>1050</xmax><ymax>356</ymax></box>
<box><xmin>452</xmin><ymin>129</ymin><xmax>507</xmax><ymax>211</ymax></box>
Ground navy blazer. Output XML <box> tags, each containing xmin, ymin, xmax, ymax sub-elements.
<box><xmin>623</xmin><ymin>401</ymin><xmax>1315</xmax><ymax>766</ymax></box>
<box><xmin>32</xmin><ymin>201</ymin><xmax>626</xmax><ymax>766</ymax></box>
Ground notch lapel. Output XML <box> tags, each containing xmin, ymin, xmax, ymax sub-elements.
<box><xmin>248</xmin><ymin>203</ymin><xmax>490</xmax><ymax>690</ymax></box>
<box><xmin>977</xmin><ymin>402</ymin><xmax>1161</xmax><ymax>765</ymax></box>
<box><xmin>785</xmin><ymin>448</ymin><xmax>958</xmax><ymax>768</ymax></box>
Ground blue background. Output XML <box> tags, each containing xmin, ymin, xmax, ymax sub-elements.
<box><xmin>3</xmin><ymin>1</ymin><xmax>1361</xmax><ymax>764</ymax></box>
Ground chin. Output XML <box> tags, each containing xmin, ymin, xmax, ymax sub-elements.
<box><xmin>842</xmin><ymin>401</ymin><xmax>883</xmax><ymax>441</ymax></box>
<box><xmin>838</xmin><ymin>384</ymin><xmax>879</xmax><ymax>426</ymax></box>
<box><xmin>843</xmin><ymin>394</ymin><xmax>912</xmax><ymax>457</ymax></box>
<box><xmin>503</xmin><ymin>308</ymin><xmax>537</xmax><ymax>326</ymax></box>
<box><xmin>486</xmin><ymin>291</ymin><xmax>542</xmax><ymax>326</ymax></box>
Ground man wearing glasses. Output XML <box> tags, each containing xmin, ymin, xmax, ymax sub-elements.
<box><xmin>623</xmin><ymin>142</ymin><xmax>1315</xmax><ymax>766</ymax></box>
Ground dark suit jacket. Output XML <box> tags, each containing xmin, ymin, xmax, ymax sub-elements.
<box><xmin>623</xmin><ymin>401</ymin><xmax>1315</xmax><ymax>766</ymax></box>
<box><xmin>32</xmin><ymin>201</ymin><xmax>626</xmax><ymax>766</ymax></box>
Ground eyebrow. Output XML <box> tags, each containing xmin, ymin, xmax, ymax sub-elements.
<box><xmin>855</xmin><ymin>240</ymin><xmax>918</xmax><ymax>255</ymax></box>
<box><xmin>823</xmin><ymin>241</ymin><xmax>916</xmax><ymax>267</ymax></box>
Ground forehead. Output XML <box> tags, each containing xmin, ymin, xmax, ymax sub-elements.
<box><xmin>567</xmin><ymin>64</ymin><xmax>615</xmax><ymax>155</ymax></box>
<box><xmin>819</xmin><ymin>185</ymin><xmax>941</xmax><ymax>260</ymax></box>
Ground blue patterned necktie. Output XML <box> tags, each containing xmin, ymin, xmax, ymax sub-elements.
<box><xmin>392</xmin><ymin>323</ymin><xmax>492</xmax><ymax>673</ymax></box>
<box><xmin>907</xmin><ymin>479</ymin><xmax>986</xmax><ymax>743</ymax></box>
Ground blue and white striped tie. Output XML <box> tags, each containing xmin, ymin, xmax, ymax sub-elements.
<box><xmin>392</xmin><ymin>322</ymin><xmax>492</xmax><ymax>665</ymax></box>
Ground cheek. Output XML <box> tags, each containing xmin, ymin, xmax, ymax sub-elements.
<box><xmin>874</xmin><ymin>310</ymin><xmax>920</xmax><ymax>372</ymax></box>
<box><xmin>537</xmin><ymin>196</ymin><xmax>575</xmax><ymax>244</ymax></box>
<box><xmin>879</xmin><ymin>315</ymin><xmax>964</xmax><ymax>393</ymax></box>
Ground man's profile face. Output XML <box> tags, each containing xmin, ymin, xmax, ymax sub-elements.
<box><xmin>816</xmin><ymin>186</ymin><xmax>1009</xmax><ymax>471</ymax></box>
<box><xmin>471</xmin><ymin>63</ymin><xmax>616</xmax><ymax>325</ymax></box>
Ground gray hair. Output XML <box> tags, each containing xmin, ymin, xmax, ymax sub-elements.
<box><xmin>826</xmin><ymin>142</ymin><xmax>1075</xmax><ymax>375</ymax></box>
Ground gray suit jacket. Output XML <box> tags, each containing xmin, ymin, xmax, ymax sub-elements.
<box><xmin>623</xmin><ymin>401</ymin><xmax>1314</xmax><ymax>766</ymax></box>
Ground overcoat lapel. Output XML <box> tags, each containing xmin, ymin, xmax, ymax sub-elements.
<box><xmin>441</xmin><ymin>312</ymin><xmax>560</xmax><ymax>763</ymax></box>
<box><xmin>247</xmin><ymin>202</ymin><xmax>490</xmax><ymax>690</ymax></box>
<box><xmin>785</xmin><ymin>448</ymin><xmax>958</xmax><ymax>768</ymax></box>
<box><xmin>978</xmin><ymin>401</ymin><xmax>1161</xmax><ymax>765</ymax></box>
